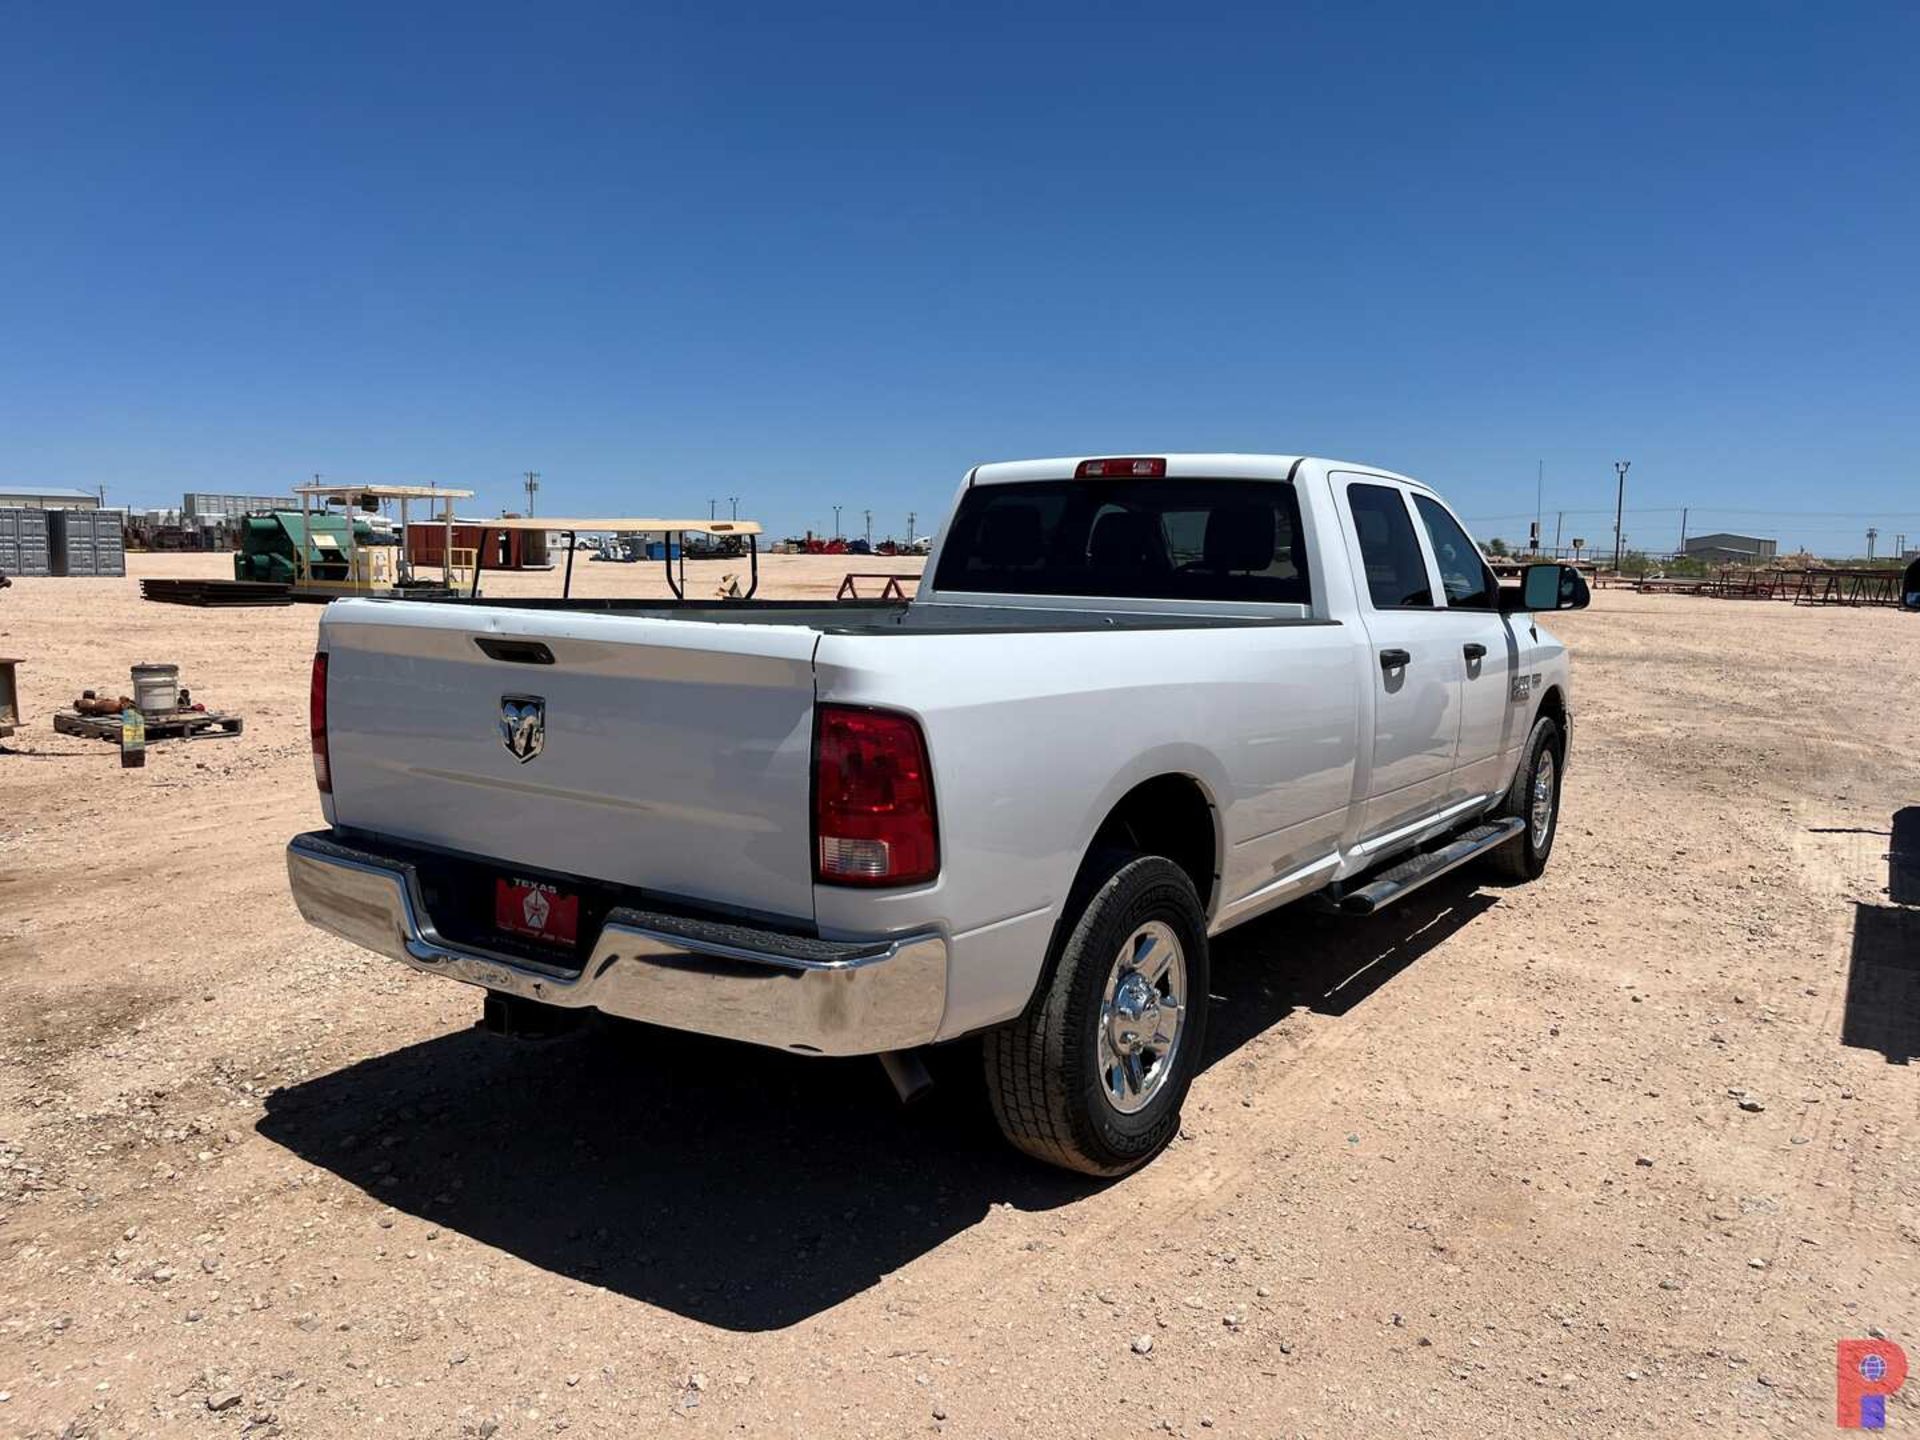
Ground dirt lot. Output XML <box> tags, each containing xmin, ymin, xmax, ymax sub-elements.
<box><xmin>1</xmin><ymin>553</ymin><xmax>1916</xmax><ymax>1438</ymax></box>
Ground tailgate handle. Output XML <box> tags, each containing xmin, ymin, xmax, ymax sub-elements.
<box><xmin>474</xmin><ymin>637</ymin><xmax>555</xmax><ymax>665</ymax></box>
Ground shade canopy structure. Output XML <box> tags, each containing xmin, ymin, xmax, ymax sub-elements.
<box><xmin>292</xmin><ymin>484</ymin><xmax>476</xmax><ymax>501</ymax></box>
<box><xmin>284</xmin><ymin>484</ymin><xmax>476</xmax><ymax>596</ymax></box>
<box><xmin>458</xmin><ymin>516</ymin><xmax>764</xmax><ymax>599</ymax></box>
<box><xmin>471</xmin><ymin>517</ymin><xmax>761</xmax><ymax>535</ymax></box>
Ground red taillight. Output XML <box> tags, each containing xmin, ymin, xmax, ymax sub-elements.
<box><xmin>310</xmin><ymin>653</ymin><xmax>331</xmax><ymax>795</ymax></box>
<box><xmin>813</xmin><ymin>705</ymin><xmax>938</xmax><ymax>887</ymax></box>
<box><xmin>1076</xmin><ymin>457</ymin><xmax>1166</xmax><ymax>478</ymax></box>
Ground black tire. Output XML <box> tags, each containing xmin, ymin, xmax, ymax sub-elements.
<box><xmin>1486</xmin><ymin>714</ymin><xmax>1563</xmax><ymax>882</ymax></box>
<box><xmin>983</xmin><ymin>854</ymin><xmax>1210</xmax><ymax>1176</ymax></box>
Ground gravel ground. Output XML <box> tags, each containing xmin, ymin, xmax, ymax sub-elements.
<box><xmin>1</xmin><ymin>555</ymin><xmax>1915</xmax><ymax>1438</ymax></box>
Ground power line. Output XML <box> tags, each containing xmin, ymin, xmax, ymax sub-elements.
<box><xmin>1467</xmin><ymin>506</ymin><xmax>1920</xmax><ymax>522</ymax></box>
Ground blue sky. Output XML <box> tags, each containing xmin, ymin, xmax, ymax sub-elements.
<box><xmin>3</xmin><ymin>2</ymin><xmax>1916</xmax><ymax>555</ymax></box>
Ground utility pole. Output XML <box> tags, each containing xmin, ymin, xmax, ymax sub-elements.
<box><xmin>832</xmin><ymin>505</ymin><xmax>842</xmax><ymax>539</ymax></box>
<box><xmin>1866</xmin><ymin>527</ymin><xmax>1878</xmax><ymax>561</ymax></box>
<box><xmin>522</xmin><ymin>471</ymin><xmax>539</xmax><ymax>517</ymax></box>
<box><xmin>97</xmin><ymin>483</ymin><xmax>107</xmax><ymax>507</ymax></box>
<box><xmin>1554</xmin><ymin>511</ymin><xmax>1564</xmax><ymax>555</ymax></box>
<box><xmin>1612</xmin><ymin>461</ymin><xmax>1631</xmax><ymax>572</ymax></box>
<box><xmin>1679</xmin><ymin>507</ymin><xmax>1688</xmax><ymax>555</ymax></box>
<box><xmin>863</xmin><ymin>509</ymin><xmax>872</xmax><ymax>545</ymax></box>
<box><xmin>1897</xmin><ymin>532</ymin><xmax>1907</xmax><ymax>558</ymax></box>
<box><xmin>729</xmin><ymin>496</ymin><xmax>739</xmax><ymax>520</ymax></box>
<box><xmin>1535</xmin><ymin>460</ymin><xmax>1543</xmax><ymax>556</ymax></box>
<box><xmin>708</xmin><ymin>498</ymin><xmax>717</xmax><ymax>520</ymax></box>
<box><xmin>907</xmin><ymin>511</ymin><xmax>917</xmax><ymax>543</ymax></box>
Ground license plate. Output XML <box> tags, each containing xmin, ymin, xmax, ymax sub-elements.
<box><xmin>493</xmin><ymin>876</ymin><xmax>580</xmax><ymax>948</ymax></box>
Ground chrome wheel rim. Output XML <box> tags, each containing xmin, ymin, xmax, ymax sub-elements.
<box><xmin>1529</xmin><ymin>748</ymin><xmax>1557</xmax><ymax>850</ymax></box>
<box><xmin>1096</xmin><ymin>921</ymin><xmax>1186</xmax><ymax>1115</ymax></box>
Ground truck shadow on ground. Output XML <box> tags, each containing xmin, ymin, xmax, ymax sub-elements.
<box><xmin>1843</xmin><ymin>903</ymin><xmax>1920</xmax><ymax>1064</ymax></box>
<box><xmin>1839</xmin><ymin>807</ymin><xmax>1920</xmax><ymax>1065</ymax></box>
<box><xmin>258</xmin><ymin>874</ymin><xmax>1496</xmax><ymax>1331</ymax></box>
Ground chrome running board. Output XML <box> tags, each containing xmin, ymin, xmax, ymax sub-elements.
<box><xmin>1332</xmin><ymin>818</ymin><xmax>1526</xmax><ymax>916</ymax></box>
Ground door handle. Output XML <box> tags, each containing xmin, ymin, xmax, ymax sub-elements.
<box><xmin>1463</xmin><ymin>642</ymin><xmax>1487</xmax><ymax>661</ymax></box>
<box><xmin>1379</xmin><ymin>648</ymin><xmax>1411</xmax><ymax>670</ymax></box>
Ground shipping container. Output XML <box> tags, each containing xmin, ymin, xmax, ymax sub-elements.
<box><xmin>0</xmin><ymin>509</ymin><xmax>52</xmax><ymax>575</ymax></box>
<box><xmin>0</xmin><ymin>539</ymin><xmax>52</xmax><ymax>576</ymax></box>
<box><xmin>48</xmin><ymin>508</ymin><xmax>127</xmax><ymax>577</ymax></box>
<box><xmin>0</xmin><ymin>507</ymin><xmax>50</xmax><ymax>545</ymax></box>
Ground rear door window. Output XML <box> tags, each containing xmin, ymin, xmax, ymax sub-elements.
<box><xmin>932</xmin><ymin>478</ymin><xmax>1311</xmax><ymax>604</ymax></box>
<box><xmin>1344</xmin><ymin>483</ymin><xmax>1434</xmax><ymax>609</ymax></box>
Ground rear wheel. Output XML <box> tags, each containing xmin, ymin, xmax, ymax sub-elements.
<box><xmin>1487</xmin><ymin>714</ymin><xmax>1562</xmax><ymax>881</ymax></box>
<box><xmin>984</xmin><ymin>855</ymin><xmax>1209</xmax><ymax>1176</ymax></box>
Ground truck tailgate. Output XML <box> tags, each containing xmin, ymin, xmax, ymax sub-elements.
<box><xmin>318</xmin><ymin>600</ymin><xmax>820</xmax><ymax>921</ymax></box>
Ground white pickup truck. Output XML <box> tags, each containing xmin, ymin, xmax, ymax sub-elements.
<box><xmin>288</xmin><ymin>454</ymin><xmax>1588</xmax><ymax>1175</ymax></box>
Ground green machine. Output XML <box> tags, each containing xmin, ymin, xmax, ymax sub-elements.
<box><xmin>233</xmin><ymin>511</ymin><xmax>373</xmax><ymax>584</ymax></box>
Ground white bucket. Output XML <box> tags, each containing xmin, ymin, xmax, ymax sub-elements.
<box><xmin>131</xmin><ymin>663</ymin><xmax>180</xmax><ymax>715</ymax></box>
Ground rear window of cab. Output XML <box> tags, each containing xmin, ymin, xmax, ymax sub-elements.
<box><xmin>933</xmin><ymin>478</ymin><xmax>1311</xmax><ymax>604</ymax></box>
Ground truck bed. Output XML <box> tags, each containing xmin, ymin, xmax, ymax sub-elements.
<box><xmin>316</xmin><ymin>593</ymin><xmax>1327</xmax><ymax>933</ymax></box>
<box><xmin>378</xmin><ymin>596</ymin><xmax>1318</xmax><ymax>634</ymax></box>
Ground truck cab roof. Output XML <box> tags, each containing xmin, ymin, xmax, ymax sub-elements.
<box><xmin>966</xmin><ymin>454</ymin><xmax>1434</xmax><ymax>492</ymax></box>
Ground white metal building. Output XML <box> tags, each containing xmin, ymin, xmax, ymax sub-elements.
<box><xmin>1683</xmin><ymin>532</ymin><xmax>1779</xmax><ymax>565</ymax></box>
<box><xmin>0</xmin><ymin>486</ymin><xmax>100</xmax><ymax>510</ymax></box>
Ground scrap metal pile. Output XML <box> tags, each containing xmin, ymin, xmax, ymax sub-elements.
<box><xmin>140</xmin><ymin>577</ymin><xmax>293</xmax><ymax>607</ymax></box>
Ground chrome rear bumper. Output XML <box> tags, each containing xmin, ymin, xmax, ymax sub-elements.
<box><xmin>285</xmin><ymin>831</ymin><xmax>947</xmax><ymax>1056</ymax></box>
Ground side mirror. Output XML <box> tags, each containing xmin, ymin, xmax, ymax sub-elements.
<box><xmin>1501</xmin><ymin>563</ymin><xmax>1591</xmax><ymax>613</ymax></box>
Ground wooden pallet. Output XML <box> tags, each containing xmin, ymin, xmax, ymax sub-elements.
<box><xmin>52</xmin><ymin>708</ymin><xmax>244</xmax><ymax>742</ymax></box>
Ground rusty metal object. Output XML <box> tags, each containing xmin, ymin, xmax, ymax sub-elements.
<box><xmin>836</xmin><ymin>572</ymin><xmax>917</xmax><ymax>601</ymax></box>
<box><xmin>1653</xmin><ymin>564</ymin><xmax>1908</xmax><ymax>608</ymax></box>
<box><xmin>75</xmin><ymin>692</ymin><xmax>137</xmax><ymax>717</ymax></box>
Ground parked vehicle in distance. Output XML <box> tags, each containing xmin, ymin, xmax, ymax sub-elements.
<box><xmin>288</xmin><ymin>454</ymin><xmax>1588</xmax><ymax>1175</ymax></box>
